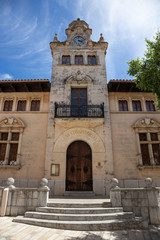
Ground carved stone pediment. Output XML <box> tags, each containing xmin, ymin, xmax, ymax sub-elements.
<box><xmin>133</xmin><ymin>118</ymin><xmax>160</xmax><ymax>129</ymax></box>
<box><xmin>0</xmin><ymin>117</ymin><xmax>25</xmax><ymax>128</ymax></box>
<box><xmin>65</xmin><ymin>71</ymin><xmax>93</xmax><ymax>85</ymax></box>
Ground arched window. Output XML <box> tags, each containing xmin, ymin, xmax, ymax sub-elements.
<box><xmin>0</xmin><ymin>117</ymin><xmax>25</xmax><ymax>167</ymax></box>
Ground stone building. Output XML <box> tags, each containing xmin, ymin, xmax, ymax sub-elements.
<box><xmin>0</xmin><ymin>19</ymin><xmax>160</xmax><ymax>196</ymax></box>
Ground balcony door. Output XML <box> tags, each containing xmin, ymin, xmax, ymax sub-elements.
<box><xmin>71</xmin><ymin>88</ymin><xmax>87</xmax><ymax>117</ymax></box>
<box><xmin>66</xmin><ymin>141</ymin><xmax>92</xmax><ymax>191</ymax></box>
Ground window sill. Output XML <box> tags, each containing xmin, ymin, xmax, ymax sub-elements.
<box><xmin>137</xmin><ymin>164</ymin><xmax>160</xmax><ymax>170</ymax></box>
<box><xmin>0</xmin><ymin>164</ymin><xmax>21</xmax><ymax>170</ymax></box>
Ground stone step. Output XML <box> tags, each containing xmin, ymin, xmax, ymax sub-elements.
<box><xmin>13</xmin><ymin>216</ymin><xmax>148</xmax><ymax>231</ymax></box>
<box><xmin>64</xmin><ymin>191</ymin><xmax>95</xmax><ymax>197</ymax></box>
<box><xmin>47</xmin><ymin>202</ymin><xmax>112</xmax><ymax>208</ymax></box>
<box><xmin>36</xmin><ymin>206</ymin><xmax>123</xmax><ymax>214</ymax></box>
<box><xmin>25</xmin><ymin>211</ymin><xmax>134</xmax><ymax>221</ymax></box>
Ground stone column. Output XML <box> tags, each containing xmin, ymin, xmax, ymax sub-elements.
<box><xmin>142</xmin><ymin>97</ymin><xmax>146</xmax><ymax>111</ymax></box>
<box><xmin>4</xmin><ymin>131</ymin><xmax>12</xmax><ymax>165</ymax></box>
<box><xmin>16</xmin><ymin>130</ymin><xmax>23</xmax><ymax>165</ymax></box>
<box><xmin>128</xmin><ymin>97</ymin><xmax>132</xmax><ymax>111</ymax></box>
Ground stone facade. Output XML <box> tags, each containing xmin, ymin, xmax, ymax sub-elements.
<box><xmin>0</xmin><ymin>19</ymin><xmax>160</xmax><ymax>196</ymax></box>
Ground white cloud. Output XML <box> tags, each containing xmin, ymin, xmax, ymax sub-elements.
<box><xmin>0</xmin><ymin>73</ymin><xmax>13</xmax><ymax>80</ymax></box>
<box><xmin>74</xmin><ymin>0</ymin><xmax>160</xmax><ymax>79</ymax></box>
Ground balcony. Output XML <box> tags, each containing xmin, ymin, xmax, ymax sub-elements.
<box><xmin>55</xmin><ymin>103</ymin><xmax>104</xmax><ymax>118</ymax></box>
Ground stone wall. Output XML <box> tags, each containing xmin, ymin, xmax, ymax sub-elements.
<box><xmin>0</xmin><ymin>178</ymin><xmax>49</xmax><ymax>216</ymax></box>
<box><xmin>110</xmin><ymin>178</ymin><xmax>160</xmax><ymax>225</ymax></box>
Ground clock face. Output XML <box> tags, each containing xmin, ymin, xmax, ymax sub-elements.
<box><xmin>73</xmin><ymin>36</ymin><xmax>85</xmax><ymax>45</ymax></box>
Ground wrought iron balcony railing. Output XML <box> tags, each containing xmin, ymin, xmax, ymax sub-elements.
<box><xmin>55</xmin><ymin>103</ymin><xmax>104</xmax><ymax>118</ymax></box>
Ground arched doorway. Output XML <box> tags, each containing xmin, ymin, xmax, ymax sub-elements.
<box><xmin>66</xmin><ymin>141</ymin><xmax>92</xmax><ymax>191</ymax></box>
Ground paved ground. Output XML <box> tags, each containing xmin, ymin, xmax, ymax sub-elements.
<box><xmin>0</xmin><ymin>217</ymin><xmax>160</xmax><ymax>240</ymax></box>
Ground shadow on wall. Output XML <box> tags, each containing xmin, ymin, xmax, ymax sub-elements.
<box><xmin>66</xmin><ymin>232</ymin><xmax>127</xmax><ymax>240</ymax></box>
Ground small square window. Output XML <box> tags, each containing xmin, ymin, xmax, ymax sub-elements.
<box><xmin>11</xmin><ymin>133</ymin><xmax>19</xmax><ymax>141</ymax></box>
<box><xmin>75</xmin><ymin>55</ymin><xmax>83</xmax><ymax>65</ymax></box>
<box><xmin>0</xmin><ymin>133</ymin><xmax>8</xmax><ymax>141</ymax></box>
<box><xmin>150</xmin><ymin>133</ymin><xmax>158</xmax><ymax>141</ymax></box>
<box><xmin>146</xmin><ymin>101</ymin><xmax>155</xmax><ymax>111</ymax></box>
<box><xmin>17</xmin><ymin>100</ymin><xmax>26</xmax><ymax>111</ymax></box>
<box><xmin>62</xmin><ymin>56</ymin><xmax>70</xmax><ymax>64</ymax></box>
<box><xmin>132</xmin><ymin>100</ymin><xmax>142</xmax><ymax>111</ymax></box>
<box><xmin>119</xmin><ymin>100</ymin><xmax>128</xmax><ymax>111</ymax></box>
<box><xmin>51</xmin><ymin>164</ymin><xmax>60</xmax><ymax>176</ymax></box>
<box><xmin>30</xmin><ymin>100</ymin><xmax>40</xmax><ymax>111</ymax></box>
<box><xmin>88</xmin><ymin>56</ymin><xmax>96</xmax><ymax>65</ymax></box>
<box><xmin>3</xmin><ymin>100</ymin><xmax>13</xmax><ymax>111</ymax></box>
<box><xmin>139</xmin><ymin>133</ymin><xmax>147</xmax><ymax>141</ymax></box>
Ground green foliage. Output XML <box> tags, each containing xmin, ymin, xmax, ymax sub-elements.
<box><xmin>127</xmin><ymin>30</ymin><xmax>160</xmax><ymax>109</ymax></box>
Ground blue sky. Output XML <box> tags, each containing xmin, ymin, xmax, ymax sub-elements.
<box><xmin>0</xmin><ymin>0</ymin><xmax>160</xmax><ymax>82</ymax></box>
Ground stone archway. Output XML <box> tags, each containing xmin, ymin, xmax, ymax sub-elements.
<box><xmin>54</xmin><ymin>127</ymin><xmax>105</xmax><ymax>153</ymax></box>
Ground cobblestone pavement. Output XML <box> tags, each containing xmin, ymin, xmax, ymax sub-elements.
<box><xmin>0</xmin><ymin>217</ymin><xmax>160</xmax><ymax>240</ymax></box>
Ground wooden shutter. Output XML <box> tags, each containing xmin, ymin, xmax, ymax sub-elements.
<box><xmin>0</xmin><ymin>144</ymin><xmax>7</xmax><ymax>161</ymax></box>
<box><xmin>9</xmin><ymin>143</ymin><xmax>18</xmax><ymax>163</ymax></box>
<box><xmin>152</xmin><ymin>144</ymin><xmax>160</xmax><ymax>165</ymax></box>
<box><xmin>140</xmin><ymin>144</ymin><xmax>150</xmax><ymax>165</ymax></box>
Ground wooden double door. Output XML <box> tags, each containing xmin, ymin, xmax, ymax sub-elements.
<box><xmin>66</xmin><ymin>141</ymin><xmax>93</xmax><ymax>191</ymax></box>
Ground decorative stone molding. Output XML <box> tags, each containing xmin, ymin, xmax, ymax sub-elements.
<box><xmin>0</xmin><ymin>117</ymin><xmax>25</xmax><ymax>128</ymax></box>
<box><xmin>132</xmin><ymin>118</ymin><xmax>160</xmax><ymax>129</ymax></box>
<box><xmin>64</xmin><ymin>72</ymin><xmax>93</xmax><ymax>85</ymax></box>
<box><xmin>54</xmin><ymin>127</ymin><xmax>105</xmax><ymax>153</ymax></box>
<box><xmin>55</xmin><ymin>118</ymin><xmax>104</xmax><ymax>128</ymax></box>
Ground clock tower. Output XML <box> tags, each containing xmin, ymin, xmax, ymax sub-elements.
<box><xmin>45</xmin><ymin>18</ymin><xmax>114</xmax><ymax>196</ymax></box>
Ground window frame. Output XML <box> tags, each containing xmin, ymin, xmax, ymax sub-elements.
<box><xmin>0</xmin><ymin>117</ymin><xmax>25</xmax><ymax>167</ymax></box>
<box><xmin>133</xmin><ymin>118</ymin><xmax>160</xmax><ymax>168</ymax></box>
<box><xmin>145</xmin><ymin>100</ymin><xmax>155</xmax><ymax>112</ymax></box>
<box><xmin>62</xmin><ymin>55</ymin><xmax>71</xmax><ymax>65</ymax></box>
<box><xmin>88</xmin><ymin>55</ymin><xmax>96</xmax><ymax>65</ymax></box>
<box><xmin>30</xmin><ymin>99</ymin><xmax>40</xmax><ymax>111</ymax></box>
<box><xmin>118</xmin><ymin>100</ymin><xmax>128</xmax><ymax>111</ymax></box>
<box><xmin>132</xmin><ymin>100</ymin><xmax>142</xmax><ymax>111</ymax></box>
<box><xmin>17</xmin><ymin>100</ymin><xmax>27</xmax><ymax>111</ymax></box>
<box><xmin>3</xmin><ymin>100</ymin><xmax>13</xmax><ymax>111</ymax></box>
<box><xmin>75</xmin><ymin>55</ymin><xmax>83</xmax><ymax>65</ymax></box>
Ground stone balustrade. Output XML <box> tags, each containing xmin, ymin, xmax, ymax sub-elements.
<box><xmin>0</xmin><ymin>178</ymin><xmax>50</xmax><ymax>216</ymax></box>
<box><xmin>110</xmin><ymin>177</ymin><xmax>160</xmax><ymax>225</ymax></box>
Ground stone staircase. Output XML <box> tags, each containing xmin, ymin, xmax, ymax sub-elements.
<box><xmin>13</xmin><ymin>198</ymin><xmax>148</xmax><ymax>231</ymax></box>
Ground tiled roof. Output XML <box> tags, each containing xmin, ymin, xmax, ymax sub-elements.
<box><xmin>0</xmin><ymin>79</ymin><xmax>50</xmax><ymax>92</ymax></box>
<box><xmin>0</xmin><ymin>79</ymin><xmax>49</xmax><ymax>83</ymax></box>
<box><xmin>109</xmin><ymin>79</ymin><xmax>134</xmax><ymax>83</ymax></box>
